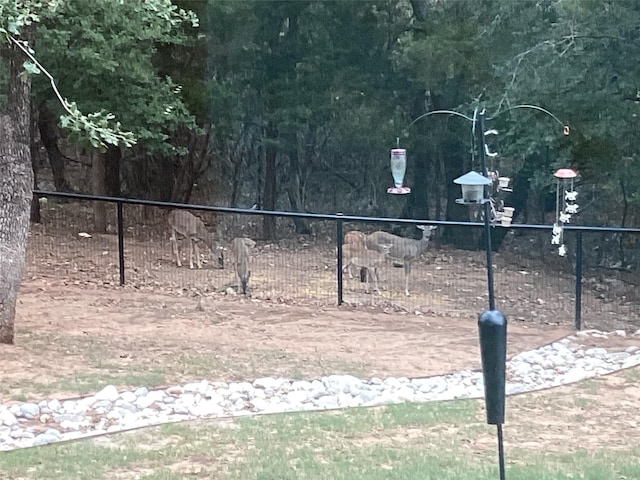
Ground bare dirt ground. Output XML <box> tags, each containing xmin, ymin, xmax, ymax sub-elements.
<box><xmin>2</xmin><ymin>201</ymin><xmax>639</xmax><ymax>404</ymax></box>
<box><xmin>2</xmin><ymin>201</ymin><xmax>640</xmax><ymax>479</ymax></box>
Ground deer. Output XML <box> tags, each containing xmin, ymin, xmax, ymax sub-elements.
<box><xmin>344</xmin><ymin>230</ymin><xmax>366</xmax><ymax>246</ymax></box>
<box><xmin>342</xmin><ymin>243</ymin><xmax>393</xmax><ymax>294</ymax></box>
<box><xmin>365</xmin><ymin>225</ymin><xmax>437</xmax><ymax>296</ymax></box>
<box><xmin>342</xmin><ymin>230</ymin><xmax>367</xmax><ymax>279</ymax></box>
<box><xmin>230</xmin><ymin>237</ymin><xmax>255</xmax><ymax>295</ymax></box>
<box><xmin>167</xmin><ymin>209</ymin><xmax>224</xmax><ymax>270</ymax></box>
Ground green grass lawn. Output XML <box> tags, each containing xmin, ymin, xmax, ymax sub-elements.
<box><xmin>2</xmin><ymin>395</ymin><xmax>638</xmax><ymax>480</ymax></box>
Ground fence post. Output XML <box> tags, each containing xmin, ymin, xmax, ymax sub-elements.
<box><xmin>574</xmin><ymin>230</ymin><xmax>583</xmax><ymax>330</ymax></box>
<box><xmin>336</xmin><ymin>213</ymin><xmax>343</xmax><ymax>306</ymax></box>
<box><xmin>117</xmin><ymin>201</ymin><xmax>125</xmax><ymax>286</ymax></box>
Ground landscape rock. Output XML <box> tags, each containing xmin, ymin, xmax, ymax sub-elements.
<box><xmin>0</xmin><ymin>328</ymin><xmax>637</xmax><ymax>452</ymax></box>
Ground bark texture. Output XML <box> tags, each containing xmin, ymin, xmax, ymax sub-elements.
<box><xmin>0</xmin><ymin>37</ymin><xmax>33</xmax><ymax>344</ymax></box>
<box><xmin>262</xmin><ymin>123</ymin><xmax>278</xmax><ymax>240</ymax></box>
<box><xmin>38</xmin><ymin>103</ymin><xmax>73</xmax><ymax>192</ymax></box>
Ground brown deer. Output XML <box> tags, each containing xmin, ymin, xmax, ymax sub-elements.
<box><xmin>167</xmin><ymin>210</ymin><xmax>224</xmax><ymax>269</ymax></box>
<box><xmin>365</xmin><ymin>225</ymin><xmax>437</xmax><ymax>296</ymax></box>
<box><xmin>342</xmin><ymin>230</ymin><xmax>367</xmax><ymax>279</ymax></box>
<box><xmin>344</xmin><ymin>230</ymin><xmax>366</xmax><ymax>245</ymax></box>
<box><xmin>342</xmin><ymin>243</ymin><xmax>393</xmax><ymax>294</ymax></box>
<box><xmin>230</xmin><ymin>237</ymin><xmax>255</xmax><ymax>294</ymax></box>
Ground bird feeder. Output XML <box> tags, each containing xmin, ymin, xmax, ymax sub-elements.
<box><xmin>552</xmin><ymin>168</ymin><xmax>578</xmax><ymax>257</ymax></box>
<box><xmin>387</xmin><ymin>148</ymin><xmax>411</xmax><ymax>194</ymax></box>
<box><xmin>454</xmin><ymin>171</ymin><xmax>492</xmax><ymax>204</ymax></box>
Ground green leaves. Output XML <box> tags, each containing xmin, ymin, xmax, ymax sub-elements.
<box><xmin>0</xmin><ymin>0</ymin><xmax>60</xmax><ymax>37</ymax></box>
<box><xmin>59</xmin><ymin>102</ymin><xmax>136</xmax><ymax>151</ymax></box>
<box><xmin>30</xmin><ymin>0</ymin><xmax>199</xmax><ymax>153</ymax></box>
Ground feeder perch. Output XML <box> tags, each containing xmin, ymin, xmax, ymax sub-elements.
<box><xmin>498</xmin><ymin>177</ymin><xmax>511</xmax><ymax>190</ymax></box>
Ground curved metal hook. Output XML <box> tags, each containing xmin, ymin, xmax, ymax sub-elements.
<box><xmin>407</xmin><ymin>109</ymin><xmax>475</xmax><ymax>128</ymax></box>
<box><xmin>488</xmin><ymin>104</ymin><xmax>565</xmax><ymax>128</ymax></box>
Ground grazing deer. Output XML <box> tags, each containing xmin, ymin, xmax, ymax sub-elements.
<box><xmin>342</xmin><ymin>243</ymin><xmax>393</xmax><ymax>294</ymax></box>
<box><xmin>365</xmin><ymin>225</ymin><xmax>437</xmax><ymax>296</ymax></box>
<box><xmin>167</xmin><ymin>210</ymin><xmax>224</xmax><ymax>269</ymax></box>
<box><xmin>230</xmin><ymin>237</ymin><xmax>255</xmax><ymax>294</ymax></box>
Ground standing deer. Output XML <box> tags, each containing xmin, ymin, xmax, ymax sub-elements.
<box><xmin>365</xmin><ymin>225</ymin><xmax>437</xmax><ymax>296</ymax></box>
<box><xmin>167</xmin><ymin>210</ymin><xmax>224</xmax><ymax>269</ymax></box>
<box><xmin>230</xmin><ymin>237</ymin><xmax>255</xmax><ymax>294</ymax></box>
<box><xmin>342</xmin><ymin>243</ymin><xmax>393</xmax><ymax>294</ymax></box>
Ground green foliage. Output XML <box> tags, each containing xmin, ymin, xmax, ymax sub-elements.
<box><xmin>489</xmin><ymin>0</ymin><xmax>640</xmax><ymax>216</ymax></box>
<box><xmin>0</xmin><ymin>0</ymin><xmax>199</xmax><ymax>153</ymax></box>
<box><xmin>0</xmin><ymin>0</ymin><xmax>59</xmax><ymax>37</ymax></box>
<box><xmin>4</xmin><ymin>0</ymin><xmax>640</xmax><ymax>221</ymax></box>
<box><xmin>33</xmin><ymin>0</ymin><xmax>199</xmax><ymax>154</ymax></box>
<box><xmin>0</xmin><ymin>1</ymin><xmax>140</xmax><ymax>151</ymax></box>
<box><xmin>60</xmin><ymin>104</ymin><xmax>136</xmax><ymax>150</ymax></box>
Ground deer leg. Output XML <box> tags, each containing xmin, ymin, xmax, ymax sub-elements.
<box><xmin>341</xmin><ymin>260</ymin><xmax>347</xmax><ymax>274</ymax></box>
<box><xmin>404</xmin><ymin>261</ymin><xmax>412</xmax><ymax>296</ymax></box>
<box><xmin>372</xmin><ymin>267</ymin><xmax>380</xmax><ymax>293</ymax></box>
<box><xmin>363</xmin><ymin>268</ymin><xmax>371</xmax><ymax>294</ymax></box>
<box><xmin>188</xmin><ymin>238</ymin><xmax>195</xmax><ymax>269</ymax></box>
<box><xmin>341</xmin><ymin>259</ymin><xmax>354</xmax><ymax>279</ymax></box>
<box><xmin>195</xmin><ymin>241</ymin><xmax>202</xmax><ymax>269</ymax></box>
<box><xmin>170</xmin><ymin>232</ymin><xmax>182</xmax><ymax>267</ymax></box>
<box><xmin>217</xmin><ymin>245</ymin><xmax>224</xmax><ymax>269</ymax></box>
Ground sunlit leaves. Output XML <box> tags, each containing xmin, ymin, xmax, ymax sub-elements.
<box><xmin>59</xmin><ymin>102</ymin><xmax>136</xmax><ymax>151</ymax></box>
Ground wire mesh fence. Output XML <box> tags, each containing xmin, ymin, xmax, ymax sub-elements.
<box><xmin>25</xmin><ymin>191</ymin><xmax>640</xmax><ymax>332</ymax></box>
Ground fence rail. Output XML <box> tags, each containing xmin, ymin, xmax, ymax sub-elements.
<box><xmin>30</xmin><ymin>190</ymin><xmax>640</xmax><ymax>332</ymax></box>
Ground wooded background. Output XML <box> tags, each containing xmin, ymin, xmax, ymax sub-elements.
<box><xmin>6</xmin><ymin>0</ymin><xmax>638</xmax><ymax>242</ymax></box>
<box><xmin>3</xmin><ymin>0</ymin><xmax>640</xmax><ymax>344</ymax></box>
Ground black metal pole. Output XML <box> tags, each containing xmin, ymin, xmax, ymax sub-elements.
<box><xmin>497</xmin><ymin>424</ymin><xmax>506</xmax><ymax>480</ymax></box>
<box><xmin>478</xmin><ymin>110</ymin><xmax>504</xmax><ymax>480</ymax></box>
<box><xmin>336</xmin><ymin>213</ymin><xmax>343</xmax><ymax>306</ymax></box>
<box><xmin>117</xmin><ymin>201</ymin><xmax>125</xmax><ymax>286</ymax></box>
<box><xmin>478</xmin><ymin>110</ymin><xmax>496</xmax><ymax>311</ymax></box>
<box><xmin>574</xmin><ymin>231</ymin><xmax>583</xmax><ymax>330</ymax></box>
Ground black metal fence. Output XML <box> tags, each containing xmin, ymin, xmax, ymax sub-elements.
<box><xmin>28</xmin><ymin>190</ymin><xmax>640</xmax><ymax>332</ymax></box>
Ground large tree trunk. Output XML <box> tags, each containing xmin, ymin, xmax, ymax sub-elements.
<box><xmin>104</xmin><ymin>145</ymin><xmax>121</xmax><ymax>197</ymax></box>
<box><xmin>0</xmin><ymin>37</ymin><xmax>34</xmax><ymax>344</ymax></box>
<box><xmin>171</xmin><ymin>127</ymin><xmax>211</xmax><ymax>203</ymax></box>
<box><xmin>91</xmin><ymin>150</ymin><xmax>107</xmax><ymax>232</ymax></box>
<box><xmin>262</xmin><ymin>123</ymin><xmax>278</xmax><ymax>240</ymax></box>
<box><xmin>30</xmin><ymin>101</ymin><xmax>41</xmax><ymax>223</ymax></box>
<box><xmin>287</xmin><ymin>145</ymin><xmax>312</xmax><ymax>234</ymax></box>
<box><xmin>38</xmin><ymin>103</ymin><xmax>73</xmax><ymax>192</ymax></box>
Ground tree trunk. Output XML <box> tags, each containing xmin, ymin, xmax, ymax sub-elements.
<box><xmin>287</xmin><ymin>146</ymin><xmax>312</xmax><ymax>234</ymax></box>
<box><xmin>171</xmin><ymin>127</ymin><xmax>210</xmax><ymax>203</ymax></box>
<box><xmin>30</xmin><ymin>101</ymin><xmax>41</xmax><ymax>223</ymax></box>
<box><xmin>91</xmin><ymin>150</ymin><xmax>107</xmax><ymax>232</ymax></box>
<box><xmin>104</xmin><ymin>145</ymin><xmax>121</xmax><ymax>197</ymax></box>
<box><xmin>262</xmin><ymin>123</ymin><xmax>278</xmax><ymax>240</ymax></box>
<box><xmin>0</xmin><ymin>36</ymin><xmax>33</xmax><ymax>344</ymax></box>
<box><xmin>38</xmin><ymin>103</ymin><xmax>73</xmax><ymax>192</ymax></box>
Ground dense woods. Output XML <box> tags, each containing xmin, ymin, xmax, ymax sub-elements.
<box><xmin>3</xmin><ymin>0</ymin><xmax>640</xmax><ymax>342</ymax></box>
<box><xmin>6</xmin><ymin>0</ymin><xmax>640</xmax><ymax>226</ymax></box>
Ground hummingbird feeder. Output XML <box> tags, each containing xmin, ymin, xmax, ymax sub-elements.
<box><xmin>387</xmin><ymin>148</ymin><xmax>411</xmax><ymax>195</ymax></box>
